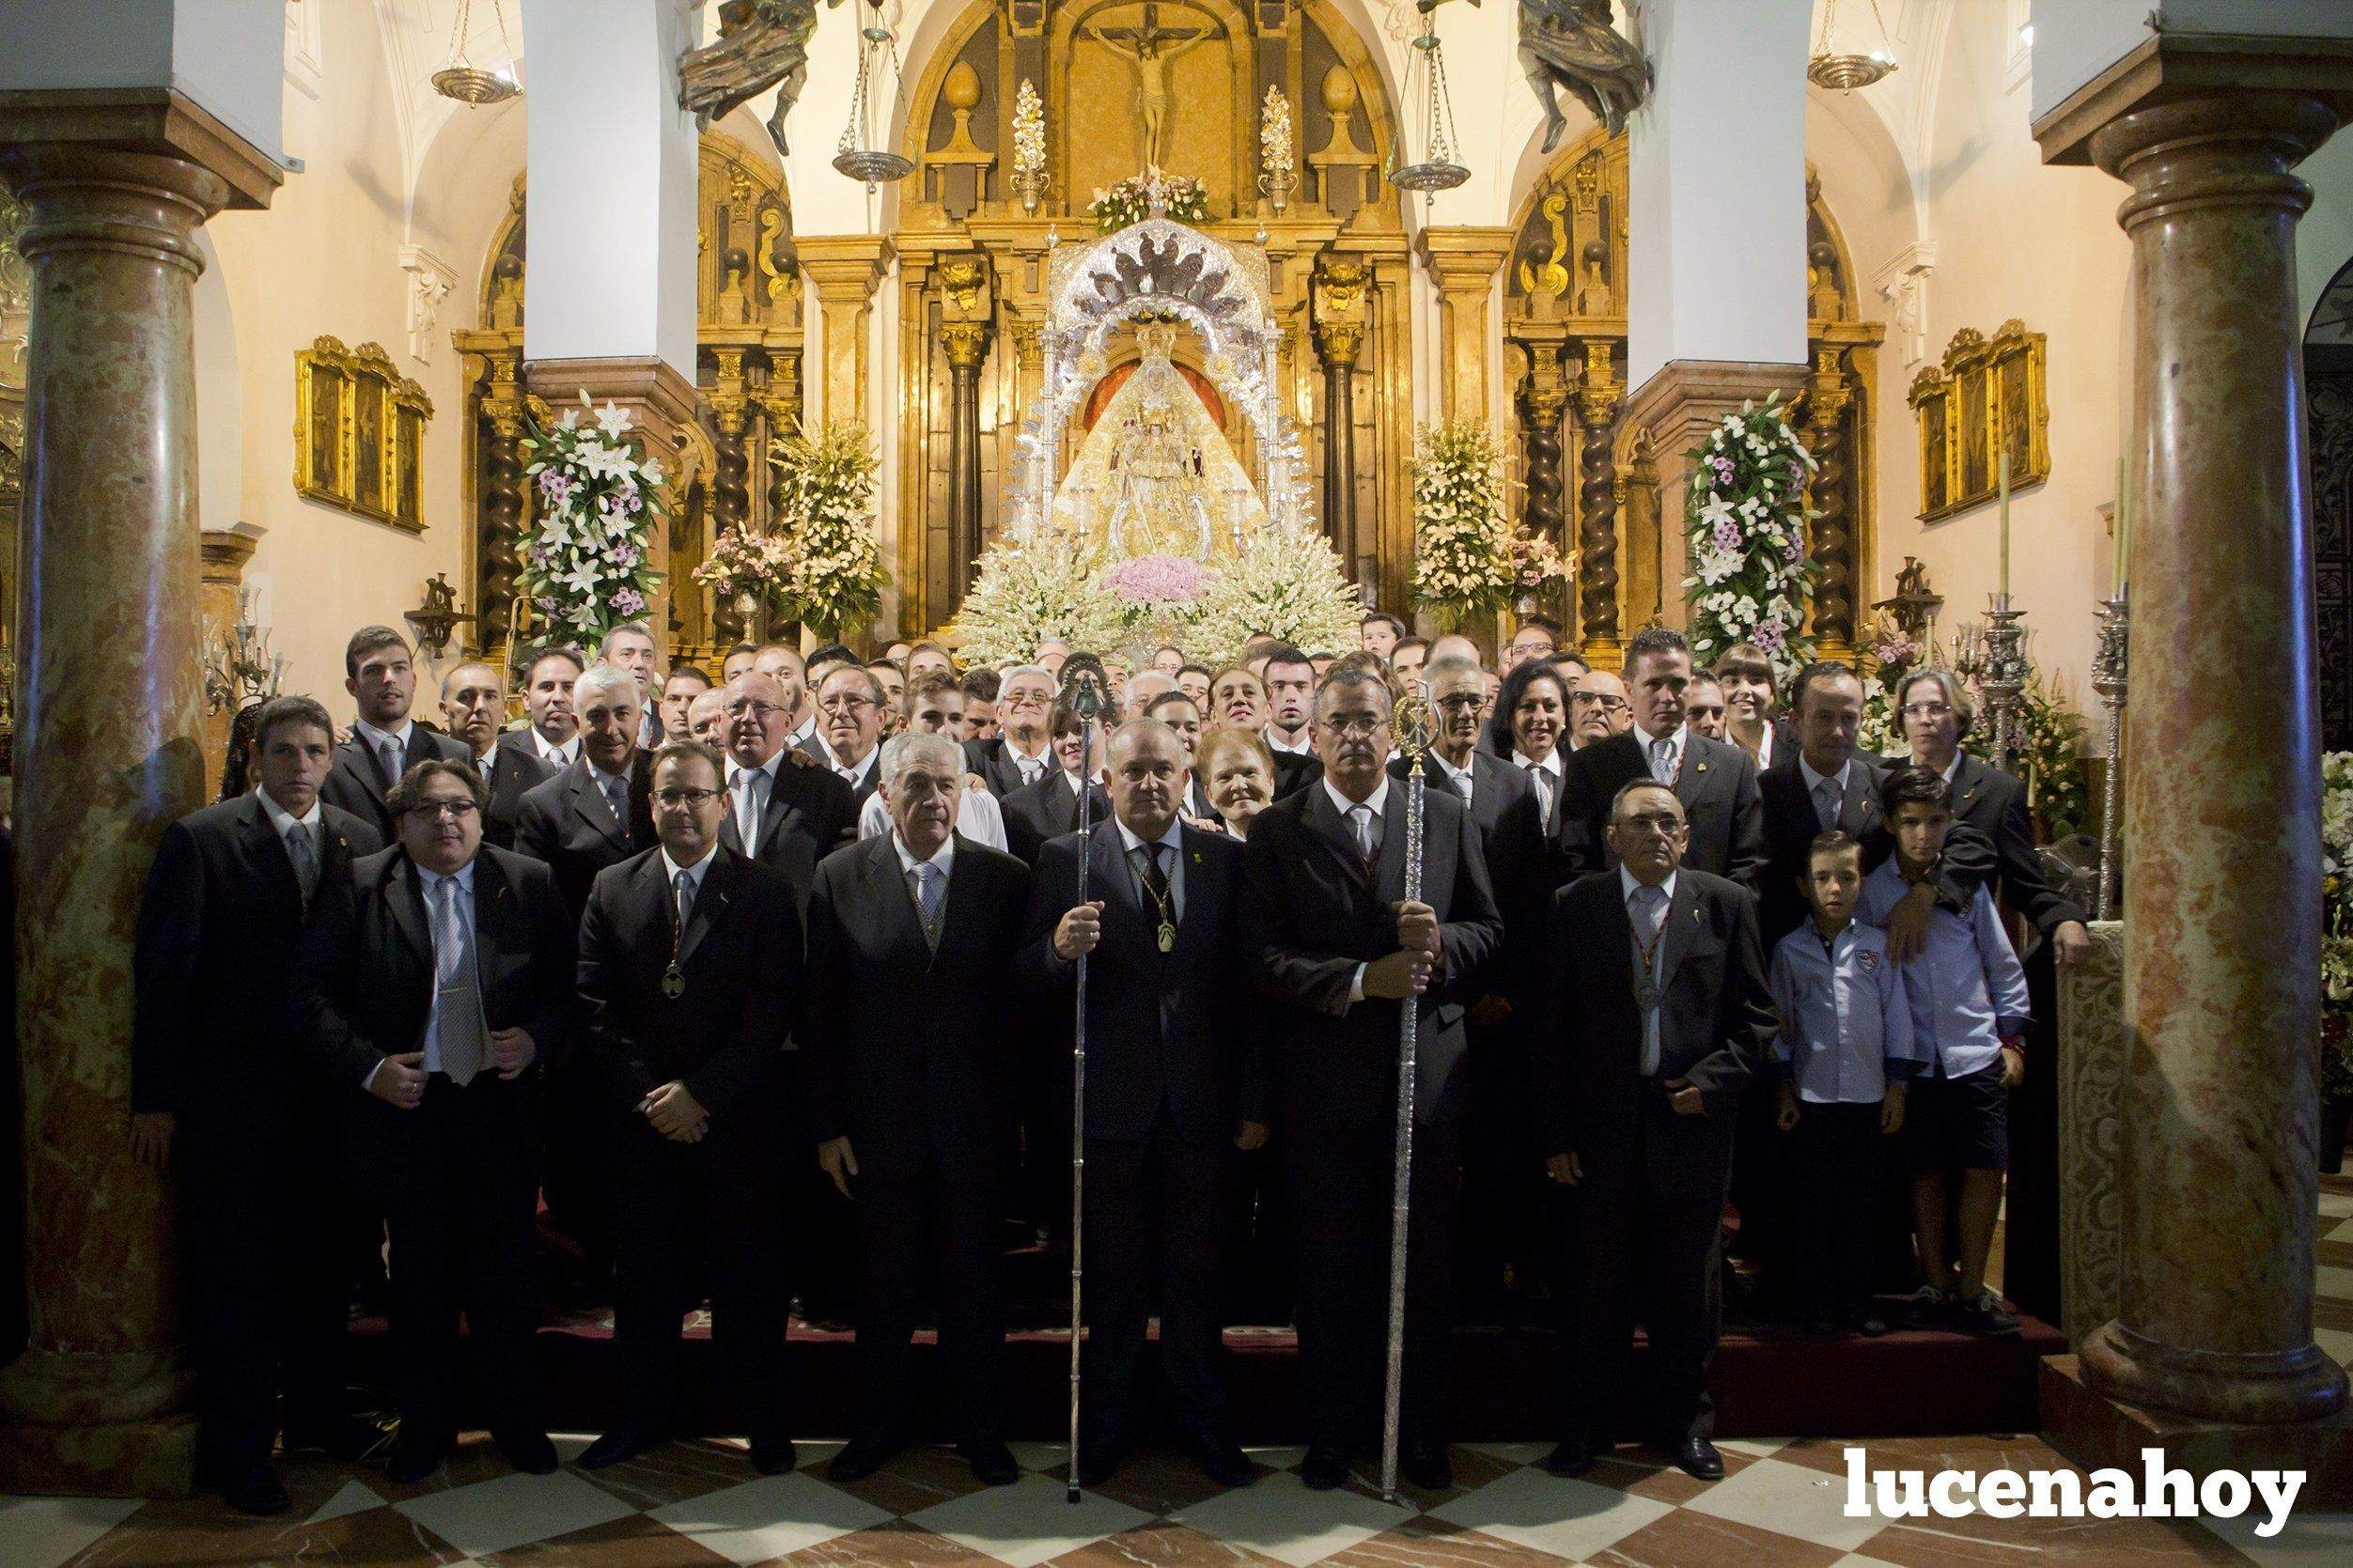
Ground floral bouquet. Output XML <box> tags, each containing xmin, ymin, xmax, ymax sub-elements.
<box><xmin>1101</xmin><ymin>553</ymin><xmax>1216</xmax><ymax>645</ymax></box>
<box><xmin>1189</xmin><ymin>527</ymin><xmax>1362</xmax><ymax>667</ymax></box>
<box><xmin>2325</xmin><ymin>753</ymin><xmax>2353</xmax><ymax>1102</ymax></box>
<box><xmin>693</xmin><ymin>528</ymin><xmax>795</xmax><ymax>610</ymax></box>
<box><xmin>1409</xmin><ymin>420</ymin><xmax>1516</xmax><ymax>630</ymax></box>
<box><xmin>1087</xmin><ymin>167</ymin><xmax>1210</xmax><ymax>233</ymax></box>
<box><xmin>517</xmin><ymin>394</ymin><xmax>666</xmax><ymax>645</ymax></box>
<box><xmin>772</xmin><ymin>424</ymin><xmax>889</xmax><ymax>640</ymax></box>
<box><xmin>949</xmin><ymin>537</ymin><xmax>1127</xmax><ymax>667</ymax></box>
<box><xmin>1858</xmin><ymin>620</ymin><xmax>1923</xmax><ymax>757</ymax></box>
<box><xmin>1684</xmin><ymin>393</ymin><xmax>1817</xmax><ymax>684</ymax></box>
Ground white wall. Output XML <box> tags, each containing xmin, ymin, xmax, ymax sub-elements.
<box><xmin>0</xmin><ymin>0</ymin><xmax>288</xmax><ymax>164</ymax></box>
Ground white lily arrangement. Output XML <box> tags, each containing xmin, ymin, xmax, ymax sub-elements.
<box><xmin>517</xmin><ymin>393</ymin><xmax>666</xmax><ymax>645</ymax></box>
<box><xmin>1683</xmin><ymin>393</ymin><xmax>1817</xmax><ymax>684</ymax></box>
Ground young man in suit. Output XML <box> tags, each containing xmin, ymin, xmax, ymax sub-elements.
<box><xmin>1019</xmin><ymin>719</ymin><xmax>1265</xmax><ymax>1489</ymax></box>
<box><xmin>293</xmin><ymin>758</ymin><xmax>573</xmax><ymax>1484</ymax></box>
<box><xmin>1531</xmin><ymin>779</ymin><xmax>1777</xmax><ymax>1482</ymax></box>
<box><xmin>575</xmin><ymin>741</ymin><xmax>804</xmax><ymax>1475</ymax></box>
<box><xmin>442</xmin><ymin>660</ymin><xmax>552</xmax><ymax>851</ymax></box>
<box><xmin>718</xmin><ymin>670</ymin><xmax>858</xmax><ymax>910</ymax></box>
<box><xmin>132</xmin><ymin>695</ymin><xmax>383</xmax><ymax>1514</ymax></box>
<box><xmin>1239</xmin><ymin>667</ymin><xmax>1504</xmax><ymax>1492</ymax></box>
<box><xmin>1003</xmin><ymin>702</ymin><xmax>1111</xmax><ymax>864</ymax></box>
<box><xmin>803</xmin><ymin>732</ymin><xmax>1032</xmax><ymax>1488</ymax></box>
<box><xmin>320</xmin><ymin>626</ymin><xmax>471</xmax><ymax>841</ymax></box>
<box><xmin>1259</xmin><ymin>645</ymin><xmax>1324</xmax><ymax>797</ymax></box>
<box><xmin>500</xmin><ymin>644</ymin><xmax>583</xmax><ymax>773</ymax></box>
<box><xmin>962</xmin><ymin>664</ymin><xmax>1058</xmax><ymax>797</ymax></box>
<box><xmin>1559</xmin><ymin>626</ymin><xmax>1765</xmax><ymax>893</ymax></box>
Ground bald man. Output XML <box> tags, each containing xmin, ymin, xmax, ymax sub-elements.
<box><xmin>442</xmin><ymin>660</ymin><xmax>551</xmax><ymax>851</ymax></box>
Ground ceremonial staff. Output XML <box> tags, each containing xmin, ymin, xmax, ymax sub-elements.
<box><xmin>1380</xmin><ymin>677</ymin><xmax>1433</xmax><ymax>1502</ymax></box>
<box><xmin>1060</xmin><ymin>652</ymin><xmax>1111</xmax><ymax>1503</ymax></box>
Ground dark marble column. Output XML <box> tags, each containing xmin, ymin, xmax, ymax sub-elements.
<box><xmin>0</xmin><ymin>142</ymin><xmax>233</xmax><ymax>1497</ymax></box>
<box><xmin>941</xmin><ymin>319</ymin><xmax>991</xmax><ymax>617</ymax></box>
<box><xmin>1316</xmin><ymin>318</ymin><xmax>1363</xmax><ymax>572</ymax></box>
<box><xmin>1517</xmin><ymin>357</ymin><xmax>1569</xmax><ymax>550</ymax></box>
<box><xmin>2074</xmin><ymin>92</ymin><xmax>2348</xmax><ymax>1431</ymax></box>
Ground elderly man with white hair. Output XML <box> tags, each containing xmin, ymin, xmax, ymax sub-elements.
<box><xmin>859</xmin><ymin>675</ymin><xmax>1009</xmax><ymax>851</ymax></box>
<box><xmin>964</xmin><ymin>663</ymin><xmax>1059</xmax><ymax>796</ymax></box>
<box><xmin>804</xmin><ymin>729</ymin><xmax>1033</xmax><ymax>1488</ymax></box>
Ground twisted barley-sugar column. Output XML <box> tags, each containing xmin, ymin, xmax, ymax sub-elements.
<box><xmin>1576</xmin><ymin>372</ymin><xmax>1622</xmax><ymax>655</ymax></box>
<box><xmin>0</xmin><ymin>144</ymin><xmax>226</xmax><ymax>1494</ymax></box>
<box><xmin>480</xmin><ymin>396</ymin><xmax>526</xmax><ymax>653</ymax></box>
<box><xmin>1518</xmin><ymin>376</ymin><xmax>1568</xmax><ymax>552</ymax></box>
<box><xmin>1802</xmin><ymin>346</ymin><xmax>1856</xmax><ymax>654</ymax></box>
<box><xmin>2080</xmin><ymin>91</ymin><xmax>2348</xmax><ymax>1427</ymax></box>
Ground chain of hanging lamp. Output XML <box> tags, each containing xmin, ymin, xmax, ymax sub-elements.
<box><xmin>1808</xmin><ymin>0</ymin><xmax>1897</xmax><ymax>91</ymax></box>
<box><xmin>1388</xmin><ymin>0</ymin><xmax>1468</xmax><ymax>208</ymax></box>
<box><xmin>835</xmin><ymin>0</ymin><xmax>917</xmax><ymax>192</ymax></box>
<box><xmin>432</xmin><ymin>0</ymin><xmax>522</xmax><ymax>106</ymax></box>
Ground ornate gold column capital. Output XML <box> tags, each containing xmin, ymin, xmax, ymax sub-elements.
<box><xmin>940</xmin><ymin>318</ymin><xmax>994</xmax><ymax>372</ymax></box>
<box><xmin>1314</xmin><ymin>318</ymin><xmax>1364</xmax><ymax>370</ymax></box>
<box><xmin>1008</xmin><ymin>317</ymin><xmax>1044</xmax><ymax>371</ymax></box>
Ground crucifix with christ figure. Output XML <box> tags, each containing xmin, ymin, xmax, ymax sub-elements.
<box><xmin>1083</xmin><ymin>3</ymin><xmax>1217</xmax><ymax>170</ymax></box>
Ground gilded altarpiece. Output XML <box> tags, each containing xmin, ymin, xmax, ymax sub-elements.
<box><xmin>890</xmin><ymin>0</ymin><xmax>1412</xmax><ymax>631</ymax></box>
<box><xmin>1503</xmin><ymin>132</ymin><xmax>1883</xmax><ymax>663</ymax></box>
<box><xmin>452</xmin><ymin>135</ymin><xmax>805</xmax><ymax>667</ymax></box>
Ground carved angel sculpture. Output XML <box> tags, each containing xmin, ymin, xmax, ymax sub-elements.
<box><xmin>1519</xmin><ymin>0</ymin><xmax>1651</xmax><ymax>151</ymax></box>
<box><xmin>678</xmin><ymin>0</ymin><xmax>842</xmax><ymax>158</ymax></box>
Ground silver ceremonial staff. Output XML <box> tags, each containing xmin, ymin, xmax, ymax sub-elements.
<box><xmin>1061</xmin><ymin>652</ymin><xmax>1111</xmax><ymax>1504</ymax></box>
<box><xmin>1380</xmin><ymin>677</ymin><xmax>1434</xmax><ymax>1502</ymax></box>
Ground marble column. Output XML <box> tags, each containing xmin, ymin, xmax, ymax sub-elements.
<box><xmin>940</xmin><ymin>319</ymin><xmax>991</xmax><ymax>621</ymax></box>
<box><xmin>1316</xmin><ymin>319</ymin><xmax>1364</xmax><ymax>576</ymax></box>
<box><xmin>474</xmin><ymin>354</ymin><xmax>527</xmax><ymax>657</ymax></box>
<box><xmin>2065</xmin><ymin>91</ymin><xmax>2348</xmax><ymax>1433</ymax></box>
<box><xmin>1800</xmin><ymin>341</ymin><xmax>1857</xmax><ymax>661</ymax></box>
<box><xmin>1414</xmin><ymin>227</ymin><xmax>1513</xmax><ymax>424</ymax></box>
<box><xmin>799</xmin><ymin>235</ymin><xmax>894</xmax><ymax>432</ymax></box>
<box><xmin>1575</xmin><ymin>341</ymin><xmax>1623</xmax><ymax>666</ymax></box>
<box><xmin>0</xmin><ymin>112</ymin><xmax>278</xmax><ymax>1495</ymax></box>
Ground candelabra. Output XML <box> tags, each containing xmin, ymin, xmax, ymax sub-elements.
<box><xmin>2090</xmin><ymin>588</ymin><xmax>2129</xmax><ymax>921</ymax></box>
<box><xmin>1978</xmin><ymin>594</ymin><xmax>2032</xmax><ymax>774</ymax></box>
<box><xmin>203</xmin><ymin>584</ymin><xmax>286</xmax><ymax>716</ymax></box>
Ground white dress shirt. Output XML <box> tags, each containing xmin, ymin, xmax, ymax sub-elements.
<box><xmin>1515</xmin><ymin>747</ymin><xmax>1562</xmax><ymax>821</ymax></box>
<box><xmin>1114</xmin><ymin>816</ymin><xmax>1186</xmax><ymax>924</ymax></box>
<box><xmin>661</xmin><ymin>842</ymin><xmax>719</xmax><ymax>904</ymax></box>
<box><xmin>1266</xmin><ymin>727</ymin><xmax>1314</xmax><ymax>756</ymax></box>
<box><xmin>532</xmin><ymin>730</ymin><xmax>580</xmax><ymax>769</ymax></box>
<box><xmin>835</xmin><ymin>745</ymin><xmax>880</xmax><ymax>794</ymax></box>
<box><xmin>351</xmin><ymin>717</ymin><xmax>414</xmax><ymax>784</ymax></box>
<box><xmin>1430</xmin><ymin>750</ymin><xmax>1476</xmax><ymax>808</ymax></box>
<box><xmin>257</xmin><ymin>786</ymin><xmax>323</xmax><ymax>845</ymax></box>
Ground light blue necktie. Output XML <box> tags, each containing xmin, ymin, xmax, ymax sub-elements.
<box><xmin>914</xmin><ymin>860</ymin><xmax>944</xmax><ymax>951</ymax></box>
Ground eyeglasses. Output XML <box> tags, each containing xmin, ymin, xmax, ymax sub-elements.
<box><xmin>1572</xmin><ymin>693</ymin><xmax>1629</xmax><ymax>714</ymax></box>
<box><xmin>408</xmin><ymin>799</ymin><xmax>478</xmax><ymax>820</ymax></box>
<box><xmin>1320</xmin><ymin>714</ymin><xmax>1388</xmax><ymax>737</ymax></box>
<box><xmin>1900</xmin><ymin>701</ymin><xmax>1955</xmax><ymax>720</ymax></box>
<box><xmin>1617</xmin><ymin>813</ymin><xmax>1685</xmax><ymax>838</ymax></box>
<box><xmin>654</xmin><ymin>787</ymin><xmax>723</xmax><ymax>807</ymax></box>
<box><xmin>1434</xmin><ymin>693</ymin><xmax>1486</xmax><ymax>713</ymax></box>
<box><xmin>819</xmin><ymin>694</ymin><xmax>876</xmax><ymax>714</ymax></box>
<box><xmin>725</xmin><ymin>699</ymin><xmax>786</xmax><ymax>719</ymax></box>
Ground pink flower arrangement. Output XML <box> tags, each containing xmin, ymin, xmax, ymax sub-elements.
<box><xmin>1102</xmin><ymin>554</ymin><xmax>1216</xmax><ymax>605</ymax></box>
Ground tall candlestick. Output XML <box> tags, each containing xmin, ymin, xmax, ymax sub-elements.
<box><xmin>1998</xmin><ymin>449</ymin><xmax>2012</xmax><ymax>603</ymax></box>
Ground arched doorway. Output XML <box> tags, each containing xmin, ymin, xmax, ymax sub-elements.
<box><xmin>2307</xmin><ymin>255</ymin><xmax>2353</xmax><ymax>753</ymax></box>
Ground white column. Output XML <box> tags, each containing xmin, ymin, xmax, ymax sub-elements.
<box><xmin>520</xmin><ymin>0</ymin><xmax>700</xmax><ymax>379</ymax></box>
<box><xmin>1625</xmin><ymin>0</ymin><xmax>1810</xmax><ymax>387</ymax></box>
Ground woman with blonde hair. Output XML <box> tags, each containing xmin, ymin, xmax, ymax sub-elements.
<box><xmin>1194</xmin><ymin>723</ymin><xmax>1277</xmax><ymax>839</ymax></box>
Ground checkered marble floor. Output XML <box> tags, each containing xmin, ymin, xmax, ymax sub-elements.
<box><xmin>8</xmin><ymin>1429</ymin><xmax>2350</xmax><ymax>1568</ymax></box>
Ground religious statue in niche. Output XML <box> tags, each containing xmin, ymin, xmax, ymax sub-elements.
<box><xmin>1082</xmin><ymin>3</ymin><xmax>1220</xmax><ymax>171</ymax></box>
<box><xmin>679</xmin><ymin>0</ymin><xmax>842</xmax><ymax>157</ymax></box>
<box><xmin>1519</xmin><ymin>0</ymin><xmax>1652</xmax><ymax>151</ymax></box>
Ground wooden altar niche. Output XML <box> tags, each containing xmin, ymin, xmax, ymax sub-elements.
<box><xmin>1504</xmin><ymin>134</ymin><xmax>1883</xmax><ymax>666</ymax></box>
<box><xmin>888</xmin><ymin>0</ymin><xmax>1413</xmax><ymax>634</ymax></box>
<box><xmin>451</xmin><ymin>135</ymin><xmax>805</xmax><ymax>674</ymax></box>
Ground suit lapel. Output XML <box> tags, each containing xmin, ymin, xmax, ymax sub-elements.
<box><xmin>1950</xmin><ymin>753</ymin><xmax>1986</xmax><ymax>817</ymax></box>
<box><xmin>865</xmin><ymin>835</ymin><xmax>931</xmax><ymax>964</ymax></box>
<box><xmin>385</xmin><ymin>854</ymin><xmax>432</xmax><ymax>964</ymax></box>
<box><xmin>1171</xmin><ymin>827</ymin><xmax>1220</xmax><ymax>960</ymax></box>
<box><xmin>239</xmin><ymin>795</ymin><xmax>306</xmax><ymax>913</ymax></box>
<box><xmin>1841</xmin><ymin>758</ymin><xmax>1883</xmax><ymax>836</ymax></box>
<box><xmin>340</xmin><ymin>739</ymin><xmax>391</xmax><ymax>813</ymax></box>
<box><xmin>470</xmin><ymin>849</ymin><xmax>510</xmax><ymax>990</ymax></box>
<box><xmin>1657</xmin><ymin>875</ymin><xmax>1700</xmax><ymax>990</ymax></box>
<box><xmin>1301</xmin><ymin>783</ymin><xmax>1375</xmax><ymax>891</ymax></box>
<box><xmin>1091</xmin><ymin>823</ymin><xmax>1158</xmax><ymax>966</ymax></box>
<box><xmin>678</xmin><ymin>848</ymin><xmax>729</xmax><ymax>969</ymax></box>
<box><xmin>570</xmin><ymin>764</ymin><xmax>631</xmax><ymax>851</ymax></box>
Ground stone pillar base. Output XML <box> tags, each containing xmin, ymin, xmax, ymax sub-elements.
<box><xmin>2080</xmin><ymin>1316</ymin><xmax>2348</xmax><ymax>1429</ymax></box>
<box><xmin>2042</xmin><ymin>1354</ymin><xmax>2353</xmax><ymax>1508</ymax></box>
<box><xmin>0</xmin><ymin>1411</ymin><xmax>196</xmax><ymax>1499</ymax></box>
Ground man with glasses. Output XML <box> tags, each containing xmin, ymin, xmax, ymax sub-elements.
<box><xmin>1567</xmin><ymin>667</ymin><xmax>1632</xmax><ymax>751</ymax></box>
<box><xmin>859</xmin><ymin>674</ymin><xmax>1009</xmax><ymax>850</ymax></box>
<box><xmin>1531</xmin><ymin>780</ymin><xmax>1776</xmax><ymax>1482</ymax></box>
<box><xmin>1239</xmin><ymin>668</ymin><xmax>1504</xmax><ymax>1491</ymax></box>
<box><xmin>1503</xmin><ymin>615</ymin><xmax>1562</xmax><ymax>674</ymax></box>
<box><xmin>717</xmin><ymin>670</ymin><xmax>857</xmax><ymax>909</ymax></box>
<box><xmin>294</xmin><ymin>758</ymin><xmax>572</xmax><ymax>1484</ymax></box>
<box><xmin>964</xmin><ymin>663</ymin><xmax>1058</xmax><ymax>796</ymax></box>
<box><xmin>575</xmin><ymin>741</ymin><xmax>804</xmax><ymax>1476</ymax></box>
<box><xmin>806</xmin><ymin>665</ymin><xmax>887</xmax><ymax>811</ymax></box>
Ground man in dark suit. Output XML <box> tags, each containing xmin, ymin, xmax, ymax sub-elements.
<box><xmin>1208</xmin><ymin>665</ymin><xmax>1318</xmax><ymax>799</ymax></box>
<box><xmin>1560</xmin><ymin>627</ymin><xmax>1765</xmax><ymax>892</ymax></box>
<box><xmin>804</xmin><ymin>664</ymin><xmax>885</xmax><ymax>812</ymax></box>
<box><xmin>1531</xmin><ymin>779</ymin><xmax>1777</xmax><ymax>1482</ymax></box>
<box><xmin>1260</xmin><ymin>646</ymin><xmax>1326</xmax><ymax>798</ymax></box>
<box><xmin>441</xmin><ymin>660</ymin><xmax>552</xmax><ymax>851</ymax></box>
<box><xmin>1239</xmin><ymin>667</ymin><xmax>1504</xmax><ymax>1492</ymax></box>
<box><xmin>574</xmin><ymin>740</ymin><xmax>803</xmax><ymax>1476</ymax></box>
<box><xmin>132</xmin><ymin>695</ymin><xmax>382</xmax><ymax>1514</ymax></box>
<box><xmin>803</xmin><ymin>731</ymin><xmax>1032</xmax><ymax>1488</ymax></box>
<box><xmin>499</xmin><ymin>644</ymin><xmax>584</xmax><ymax>773</ymax></box>
<box><xmin>320</xmin><ymin>626</ymin><xmax>471</xmax><ymax>841</ymax></box>
<box><xmin>1395</xmin><ymin>656</ymin><xmax>1550</xmax><ymax>1318</ymax></box>
<box><xmin>962</xmin><ymin>663</ymin><xmax>1059</xmax><ymax>797</ymax></box>
<box><xmin>719</xmin><ymin>670</ymin><xmax>858</xmax><ymax>909</ymax></box>
<box><xmin>1003</xmin><ymin>703</ymin><xmax>1110</xmax><ymax>863</ymax></box>
<box><xmin>1019</xmin><ymin>719</ymin><xmax>1264</xmax><ymax>1489</ymax></box>
<box><xmin>293</xmin><ymin>757</ymin><xmax>573</xmax><ymax>1483</ymax></box>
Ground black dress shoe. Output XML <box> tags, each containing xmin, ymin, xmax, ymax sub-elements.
<box><xmin>1543</xmin><ymin>1437</ymin><xmax>1598</xmax><ymax>1477</ymax></box>
<box><xmin>385</xmin><ymin>1442</ymin><xmax>446</xmax><ymax>1485</ymax></box>
<box><xmin>962</xmin><ymin>1439</ymin><xmax>1020</xmax><ymax>1487</ymax></box>
<box><xmin>1669</xmin><ymin>1436</ymin><xmax>1724</xmax><ymax>1481</ymax></box>
<box><xmin>500</xmin><ymin>1433</ymin><xmax>560</xmax><ymax>1475</ymax></box>
<box><xmin>1300</xmin><ymin>1444</ymin><xmax>1350</xmax><ymax>1491</ymax></box>
<box><xmin>283</xmin><ymin>1416</ymin><xmax>377</xmax><ymax>1462</ymax></box>
<box><xmin>578</xmin><ymin>1426</ymin><xmax>668</xmax><ymax>1471</ymax></box>
<box><xmin>827</xmin><ymin>1433</ymin><xmax>899</xmax><ymax>1483</ymax></box>
<box><xmin>1399</xmin><ymin>1436</ymin><xmax>1453</xmax><ymax>1491</ymax></box>
<box><xmin>220</xmin><ymin>1467</ymin><xmax>292</xmax><ymax>1517</ymax></box>
<box><xmin>749</xmin><ymin>1436</ymin><xmax>797</xmax><ymax>1476</ymax></box>
<box><xmin>1179</xmin><ymin>1430</ymin><xmax>1255</xmax><ymax>1488</ymax></box>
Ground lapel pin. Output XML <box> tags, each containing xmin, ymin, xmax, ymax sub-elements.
<box><xmin>1695</xmin><ymin>761</ymin><xmax>1708</xmax><ymax>773</ymax></box>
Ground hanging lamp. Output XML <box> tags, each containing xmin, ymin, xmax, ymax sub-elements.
<box><xmin>432</xmin><ymin>0</ymin><xmax>521</xmax><ymax>106</ymax></box>
<box><xmin>1388</xmin><ymin>0</ymin><xmax>1469</xmax><ymax>210</ymax></box>
<box><xmin>1808</xmin><ymin>0</ymin><xmax>1897</xmax><ymax>92</ymax></box>
<box><xmin>834</xmin><ymin>0</ymin><xmax>916</xmax><ymax>193</ymax></box>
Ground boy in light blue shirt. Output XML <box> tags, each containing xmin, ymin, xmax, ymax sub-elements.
<box><xmin>1769</xmin><ymin>831</ymin><xmax>1924</xmax><ymax>1336</ymax></box>
<box><xmin>1856</xmin><ymin>766</ymin><xmax>2032</xmax><ymax>1336</ymax></box>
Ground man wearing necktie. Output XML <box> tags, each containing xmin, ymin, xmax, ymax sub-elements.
<box><xmin>718</xmin><ymin>670</ymin><xmax>857</xmax><ymax>908</ymax></box>
<box><xmin>962</xmin><ymin>664</ymin><xmax>1060</xmax><ymax>797</ymax></box>
<box><xmin>810</xmin><ymin>664</ymin><xmax>887</xmax><ymax>810</ymax></box>
<box><xmin>320</xmin><ymin>626</ymin><xmax>470</xmax><ymax>842</ymax></box>
<box><xmin>1557</xmin><ymin>628</ymin><xmax>1765</xmax><ymax>893</ymax></box>
<box><xmin>1017</xmin><ymin>719</ymin><xmax>1266</xmax><ymax>1489</ymax></box>
<box><xmin>442</xmin><ymin>660</ymin><xmax>552</xmax><ymax>850</ymax></box>
<box><xmin>803</xmin><ymin>732</ymin><xmax>1032</xmax><ymax>1488</ymax></box>
<box><xmin>294</xmin><ymin>758</ymin><xmax>573</xmax><ymax>1485</ymax></box>
<box><xmin>1530</xmin><ymin>780</ymin><xmax>1776</xmax><ymax>1483</ymax></box>
<box><xmin>1238</xmin><ymin>668</ymin><xmax>1504</xmax><ymax>1493</ymax></box>
<box><xmin>132</xmin><ymin>696</ymin><xmax>382</xmax><ymax>1515</ymax></box>
<box><xmin>575</xmin><ymin>741</ymin><xmax>803</xmax><ymax>1476</ymax></box>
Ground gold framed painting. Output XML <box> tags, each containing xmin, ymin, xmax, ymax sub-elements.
<box><xmin>1908</xmin><ymin>320</ymin><xmax>2048</xmax><ymax>523</ymax></box>
<box><xmin>293</xmin><ymin>336</ymin><xmax>432</xmax><ymax>531</ymax></box>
